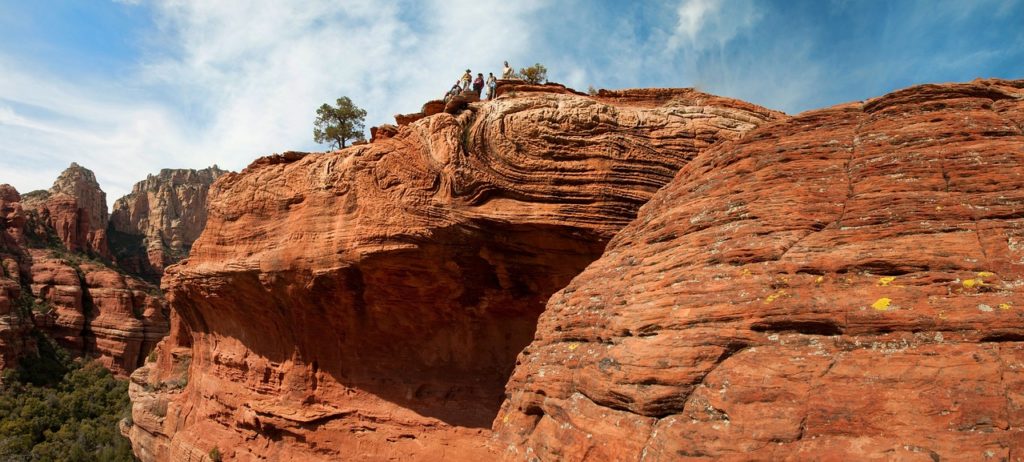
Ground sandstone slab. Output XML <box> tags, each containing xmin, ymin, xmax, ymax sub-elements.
<box><xmin>495</xmin><ymin>79</ymin><xmax>1024</xmax><ymax>461</ymax></box>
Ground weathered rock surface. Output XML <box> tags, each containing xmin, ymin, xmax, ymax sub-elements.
<box><xmin>28</xmin><ymin>253</ymin><xmax>87</xmax><ymax>351</ymax></box>
<box><xmin>27</xmin><ymin>250</ymin><xmax>168</xmax><ymax>376</ymax></box>
<box><xmin>0</xmin><ymin>185</ymin><xmax>33</xmax><ymax>370</ymax></box>
<box><xmin>110</xmin><ymin>166</ymin><xmax>226</xmax><ymax>280</ymax></box>
<box><xmin>80</xmin><ymin>260</ymin><xmax>167</xmax><ymax>375</ymax></box>
<box><xmin>22</xmin><ymin>163</ymin><xmax>111</xmax><ymax>259</ymax></box>
<box><xmin>495</xmin><ymin>79</ymin><xmax>1024</xmax><ymax>461</ymax></box>
<box><xmin>127</xmin><ymin>86</ymin><xmax>780</xmax><ymax>461</ymax></box>
<box><xmin>1</xmin><ymin>166</ymin><xmax>177</xmax><ymax>377</ymax></box>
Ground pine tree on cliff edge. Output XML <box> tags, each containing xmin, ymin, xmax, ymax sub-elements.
<box><xmin>313</xmin><ymin>96</ymin><xmax>367</xmax><ymax>149</ymax></box>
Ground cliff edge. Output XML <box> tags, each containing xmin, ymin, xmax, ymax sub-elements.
<box><xmin>126</xmin><ymin>85</ymin><xmax>781</xmax><ymax>461</ymax></box>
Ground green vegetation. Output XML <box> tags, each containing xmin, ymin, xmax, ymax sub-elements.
<box><xmin>517</xmin><ymin>63</ymin><xmax>548</xmax><ymax>84</ymax></box>
<box><xmin>0</xmin><ymin>334</ymin><xmax>135</xmax><ymax>461</ymax></box>
<box><xmin>313</xmin><ymin>96</ymin><xmax>367</xmax><ymax>149</ymax></box>
<box><xmin>208</xmin><ymin>446</ymin><xmax>222</xmax><ymax>462</ymax></box>
<box><xmin>23</xmin><ymin>209</ymin><xmax>61</xmax><ymax>251</ymax></box>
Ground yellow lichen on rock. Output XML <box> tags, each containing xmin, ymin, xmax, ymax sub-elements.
<box><xmin>765</xmin><ymin>290</ymin><xmax>787</xmax><ymax>303</ymax></box>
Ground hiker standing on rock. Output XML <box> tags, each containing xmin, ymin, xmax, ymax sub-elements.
<box><xmin>473</xmin><ymin>73</ymin><xmax>485</xmax><ymax>98</ymax></box>
<box><xmin>486</xmin><ymin>72</ymin><xmax>497</xmax><ymax>99</ymax></box>
<box><xmin>461</xmin><ymin>69</ymin><xmax>472</xmax><ymax>91</ymax></box>
<box><xmin>502</xmin><ymin>61</ymin><xmax>514</xmax><ymax>79</ymax></box>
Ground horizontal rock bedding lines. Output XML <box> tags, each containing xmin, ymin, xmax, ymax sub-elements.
<box><xmin>495</xmin><ymin>79</ymin><xmax>1024</xmax><ymax>461</ymax></box>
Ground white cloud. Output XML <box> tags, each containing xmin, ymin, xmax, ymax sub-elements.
<box><xmin>667</xmin><ymin>0</ymin><xmax>762</xmax><ymax>52</ymax></box>
<box><xmin>0</xmin><ymin>0</ymin><xmax>545</xmax><ymax>206</ymax></box>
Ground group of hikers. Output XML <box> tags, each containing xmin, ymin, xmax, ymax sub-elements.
<box><xmin>445</xmin><ymin>61</ymin><xmax>516</xmax><ymax>102</ymax></box>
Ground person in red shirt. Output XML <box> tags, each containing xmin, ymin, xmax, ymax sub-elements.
<box><xmin>473</xmin><ymin>73</ymin><xmax>485</xmax><ymax>98</ymax></box>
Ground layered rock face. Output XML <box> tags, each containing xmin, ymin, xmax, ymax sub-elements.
<box><xmin>22</xmin><ymin>162</ymin><xmax>111</xmax><ymax>259</ymax></box>
<box><xmin>496</xmin><ymin>79</ymin><xmax>1024</xmax><ymax>460</ymax></box>
<box><xmin>28</xmin><ymin>251</ymin><xmax>169</xmax><ymax>376</ymax></box>
<box><xmin>0</xmin><ymin>163</ymin><xmax>204</xmax><ymax>377</ymax></box>
<box><xmin>0</xmin><ymin>185</ymin><xmax>33</xmax><ymax>370</ymax></box>
<box><xmin>110</xmin><ymin>167</ymin><xmax>226</xmax><ymax>280</ymax></box>
<box><xmin>126</xmin><ymin>87</ymin><xmax>780</xmax><ymax>461</ymax></box>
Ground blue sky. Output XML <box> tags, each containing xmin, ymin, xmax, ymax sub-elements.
<box><xmin>1</xmin><ymin>0</ymin><xmax>1022</xmax><ymax>205</ymax></box>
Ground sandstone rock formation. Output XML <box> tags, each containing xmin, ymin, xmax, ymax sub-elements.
<box><xmin>495</xmin><ymin>79</ymin><xmax>1024</xmax><ymax>460</ymax></box>
<box><xmin>109</xmin><ymin>167</ymin><xmax>226</xmax><ymax>280</ymax></box>
<box><xmin>27</xmin><ymin>250</ymin><xmax>168</xmax><ymax>376</ymax></box>
<box><xmin>22</xmin><ymin>163</ymin><xmax>111</xmax><ymax>259</ymax></box>
<box><xmin>0</xmin><ymin>185</ymin><xmax>33</xmax><ymax>370</ymax></box>
<box><xmin>0</xmin><ymin>164</ymin><xmax>204</xmax><ymax>377</ymax></box>
<box><xmin>126</xmin><ymin>86</ymin><xmax>780</xmax><ymax>461</ymax></box>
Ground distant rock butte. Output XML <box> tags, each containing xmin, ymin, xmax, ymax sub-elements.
<box><xmin>496</xmin><ymin>79</ymin><xmax>1024</xmax><ymax>460</ymax></box>
<box><xmin>1</xmin><ymin>163</ymin><xmax>222</xmax><ymax>377</ymax></box>
<box><xmin>125</xmin><ymin>85</ymin><xmax>781</xmax><ymax>461</ymax></box>
<box><xmin>22</xmin><ymin>162</ymin><xmax>111</xmax><ymax>259</ymax></box>
<box><xmin>110</xmin><ymin>167</ymin><xmax>226</xmax><ymax>281</ymax></box>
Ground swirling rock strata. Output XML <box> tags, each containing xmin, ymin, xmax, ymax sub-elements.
<box><xmin>126</xmin><ymin>87</ymin><xmax>780</xmax><ymax>461</ymax></box>
<box><xmin>495</xmin><ymin>79</ymin><xmax>1024</xmax><ymax>461</ymax></box>
<box><xmin>110</xmin><ymin>167</ymin><xmax>226</xmax><ymax>280</ymax></box>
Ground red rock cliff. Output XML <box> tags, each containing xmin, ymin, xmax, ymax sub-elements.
<box><xmin>22</xmin><ymin>162</ymin><xmax>111</xmax><ymax>259</ymax></box>
<box><xmin>0</xmin><ymin>185</ymin><xmax>34</xmax><ymax>370</ymax></box>
<box><xmin>0</xmin><ymin>177</ymin><xmax>170</xmax><ymax>377</ymax></box>
<box><xmin>495</xmin><ymin>79</ymin><xmax>1024</xmax><ymax>460</ymax></box>
<box><xmin>126</xmin><ymin>87</ymin><xmax>780</xmax><ymax>461</ymax></box>
<box><xmin>110</xmin><ymin>166</ymin><xmax>227</xmax><ymax>281</ymax></box>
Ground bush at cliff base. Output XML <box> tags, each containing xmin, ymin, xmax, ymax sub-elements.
<box><xmin>0</xmin><ymin>334</ymin><xmax>134</xmax><ymax>461</ymax></box>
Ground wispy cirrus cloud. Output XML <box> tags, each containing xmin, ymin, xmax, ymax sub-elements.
<box><xmin>667</xmin><ymin>0</ymin><xmax>762</xmax><ymax>52</ymax></box>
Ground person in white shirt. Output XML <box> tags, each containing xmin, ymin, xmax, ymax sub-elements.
<box><xmin>502</xmin><ymin>61</ymin><xmax>514</xmax><ymax>79</ymax></box>
<box><xmin>486</xmin><ymin>73</ymin><xmax>497</xmax><ymax>99</ymax></box>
